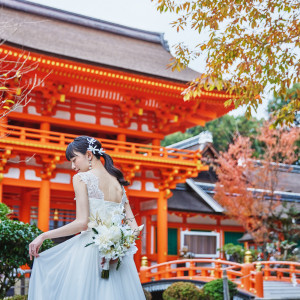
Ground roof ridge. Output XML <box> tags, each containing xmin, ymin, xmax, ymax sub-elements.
<box><xmin>166</xmin><ymin>134</ymin><xmax>201</xmax><ymax>149</ymax></box>
<box><xmin>0</xmin><ymin>0</ymin><xmax>170</xmax><ymax>51</ymax></box>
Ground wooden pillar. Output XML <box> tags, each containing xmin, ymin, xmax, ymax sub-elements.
<box><xmin>40</xmin><ymin>122</ymin><xmax>50</xmax><ymax>143</ymax></box>
<box><xmin>38</xmin><ymin>179</ymin><xmax>50</xmax><ymax>231</ymax></box>
<box><xmin>152</xmin><ymin>139</ymin><xmax>160</xmax><ymax>157</ymax></box>
<box><xmin>152</xmin><ymin>139</ymin><xmax>160</xmax><ymax>146</ymax></box>
<box><xmin>19</xmin><ymin>190</ymin><xmax>31</xmax><ymax>224</ymax></box>
<box><xmin>146</xmin><ymin>215</ymin><xmax>152</xmax><ymax>256</ymax></box>
<box><xmin>182</xmin><ymin>215</ymin><xmax>187</xmax><ymax>231</ymax></box>
<box><xmin>117</xmin><ymin>134</ymin><xmax>126</xmax><ymax>154</ymax></box>
<box><xmin>0</xmin><ymin>115</ymin><xmax>8</xmax><ymax>138</ymax></box>
<box><xmin>157</xmin><ymin>190</ymin><xmax>168</xmax><ymax>263</ymax></box>
<box><xmin>216</xmin><ymin>217</ymin><xmax>223</xmax><ymax>257</ymax></box>
<box><xmin>117</xmin><ymin>133</ymin><xmax>126</xmax><ymax>142</ymax></box>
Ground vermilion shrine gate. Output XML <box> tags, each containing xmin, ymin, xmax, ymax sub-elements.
<box><xmin>0</xmin><ymin>1</ymin><xmax>239</xmax><ymax>269</ymax></box>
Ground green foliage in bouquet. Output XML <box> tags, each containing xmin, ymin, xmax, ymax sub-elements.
<box><xmin>162</xmin><ymin>281</ymin><xmax>203</xmax><ymax>300</ymax></box>
<box><xmin>203</xmin><ymin>279</ymin><xmax>237</xmax><ymax>300</ymax></box>
<box><xmin>0</xmin><ymin>203</ymin><xmax>53</xmax><ymax>298</ymax></box>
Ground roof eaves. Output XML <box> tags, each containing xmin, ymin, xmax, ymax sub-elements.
<box><xmin>186</xmin><ymin>178</ymin><xmax>224</xmax><ymax>212</ymax></box>
<box><xmin>166</xmin><ymin>134</ymin><xmax>200</xmax><ymax>149</ymax></box>
<box><xmin>0</xmin><ymin>0</ymin><xmax>170</xmax><ymax>51</ymax></box>
<box><xmin>197</xmin><ymin>182</ymin><xmax>300</xmax><ymax>203</ymax></box>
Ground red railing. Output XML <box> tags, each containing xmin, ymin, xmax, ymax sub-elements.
<box><xmin>139</xmin><ymin>259</ymin><xmax>264</xmax><ymax>297</ymax></box>
<box><xmin>0</xmin><ymin>124</ymin><xmax>201</xmax><ymax>167</ymax></box>
<box><xmin>253</xmin><ymin>261</ymin><xmax>300</xmax><ymax>284</ymax></box>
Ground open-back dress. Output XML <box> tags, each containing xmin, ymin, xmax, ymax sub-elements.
<box><xmin>28</xmin><ymin>170</ymin><xmax>145</xmax><ymax>300</ymax></box>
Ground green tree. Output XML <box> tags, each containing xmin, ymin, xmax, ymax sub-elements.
<box><xmin>162</xmin><ymin>115</ymin><xmax>262</xmax><ymax>153</ymax></box>
<box><xmin>152</xmin><ymin>0</ymin><xmax>300</xmax><ymax>126</ymax></box>
<box><xmin>203</xmin><ymin>279</ymin><xmax>237</xmax><ymax>300</ymax></box>
<box><xmin>268</xmin><ymin>202</ymin><xmax>300</xmax><ymax>259</ymax></box>
<box><xmin>0</xmin><ymin>203</ymin><xmax>53</xmax><ymax>298</ymax></box>
<box><xmin>163</xmin><ymin>281</ymin><xmax>202</xmax><ymax>300</ymax></box>
<box><xmin>268</xmin><ymin>83</ymin><xmax>300</xmax><ymax>126</ymax></box>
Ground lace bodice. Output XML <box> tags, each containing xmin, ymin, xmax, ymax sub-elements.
<box><xmin>74</xmin><ymin>170</ymin><xmax>128</xmax><ymax>216</ymax></box>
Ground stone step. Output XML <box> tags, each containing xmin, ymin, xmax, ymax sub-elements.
<box><xmin>258</xmin><ymin>281</ymin><xmax>300</xmax><ymax>300</ymax></box>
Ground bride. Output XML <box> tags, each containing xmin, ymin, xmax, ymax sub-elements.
<box><xmin>28</xmin><ymin>136</ymin><xmax>146</xmax><ymax>299</ymax></box>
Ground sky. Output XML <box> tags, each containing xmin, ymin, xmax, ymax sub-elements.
<box><xmin>28</xmin><ymin>0</ymin><xmax>269</xmax><ymax>119</ymax></box>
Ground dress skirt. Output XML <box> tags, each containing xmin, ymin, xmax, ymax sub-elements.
<box><xmin>28</xmin><ymin>231</ymin><xmax>146</xmax><ymax>300</ymax></box>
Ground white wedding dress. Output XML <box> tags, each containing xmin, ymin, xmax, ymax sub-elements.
<box><xmin>28</xmin><ymin>171</ymin><xmax>146</xmax><ymax>300</ymax></box>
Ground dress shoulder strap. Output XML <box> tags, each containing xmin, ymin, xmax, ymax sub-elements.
<box><xmin>76</xmin><ymin>171</ymin><xmax>91</xmax><ymax>185</ymax></box>
<box><xmin>73</xmin><ymin>172</ymin><xmax>92</xmax><ymax>200</ymax></box>
<box><xmin>121</xmin><ymin>185</ymin><xmax>129</xmax><ymax>205</ymax></box>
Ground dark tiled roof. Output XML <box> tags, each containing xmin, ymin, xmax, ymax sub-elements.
<box><xmin>168</xmin><ymin>184</ymin><xmax>220</xmax><ymax>213</ymax></box>
<box><xmin>0</xmin><ymin>0</ymin><xmax>199</xmax><ymax>81</ymax></box>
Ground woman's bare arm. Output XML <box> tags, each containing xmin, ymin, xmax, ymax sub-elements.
<box><xmin>29</xmin><ymin>175</ymin><xmax>90</xmax><ymax>259</ymax></box>
<box><xmin>123</xmin><ymin>195</ymin><xmax>144</xmax><ymax>237</ymax></box>
<box><xmin>41</xmin><ymin>174</ymin><xmax>90</xmax><ymax>239</ymax></box>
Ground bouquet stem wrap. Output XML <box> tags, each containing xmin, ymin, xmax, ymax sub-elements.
<box><xmin>101</xmin><ymin>259</ymin><xmax>110</xmax><ymax>279</ymax></box>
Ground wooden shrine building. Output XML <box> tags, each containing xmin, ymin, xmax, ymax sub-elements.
<box><xmin>0</xmin><ymin>0</ymin><xmax>235</xmax><ymax>268</ymax></box>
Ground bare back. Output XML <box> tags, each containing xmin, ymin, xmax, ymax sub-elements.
<box><xmin>89</xmin><ymin>169</ymin><xmax>123</xmax><ymax>204</ymax></box>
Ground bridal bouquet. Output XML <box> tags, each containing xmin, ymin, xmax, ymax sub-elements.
<box><xmin>85</xmin><ymin>205</ymin><xmax>144</xmax><ymax>279</ymax></box>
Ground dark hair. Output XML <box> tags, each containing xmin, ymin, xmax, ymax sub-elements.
<box><xmin>66</xmin><ymin>136</ymin><xmax>129</xmax><ymax>186</ymax></box>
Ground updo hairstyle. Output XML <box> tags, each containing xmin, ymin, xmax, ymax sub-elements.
<box><xmin>66</xmin><ymin>136</ymin><xmax>129</xmax><ymax>186</ymax></box>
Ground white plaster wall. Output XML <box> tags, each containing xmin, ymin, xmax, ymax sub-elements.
<box><xmin>187</xmin><ymin>215</ymin><xmax>217</xmax><ymax>225</ymax></box>
<box><xmin>145</xmin><ymin>182</ymin><xmax>159</xmax><ymax>192</ymax></box>
<box><xmin>128</xmin><ymin>180</ymin><xmax>142</xmax><ymax>190</ymax></box>
<box><xmin>128</xmin><ymin>122</ymin><xmax>138</xmax><ymax>130</ymax></box>
<box><xmin>28</xmin><ymin>106</ymin><xmax>40</xmax><ymax>115</ymax></box>
<box><xmin>53</xmin><ymin>110</ymin><xmax>71</xmax><ymax>120</ymax></box>
<box><xmin>145</xmin><ymin>171</ymin><xmax>159</xmax><ymax>179</ymax></box>
<box><xmin>25</xmin><ymin>170</ymin><xmax>41</xmax><ymax>181</ymax></box>
<box><xmin>141</xmin><ymin>124</ymin><xmax>152</xmax><ymax>132</ymax></box>
<box><xmin>4</xmin><ymin>168</ymin><xmax>20</xmax><ymax>179</ymax></box>
<box><xmin>221</xmin><ymin>219</ymin><xmax>241</xmax><ymax>226</ymax></box>
<box><xmin>168</xmin><ymin>213</ymin><xmax>183</xmax><ymax>223</ymax></box>
<box><xmin>100</xmin><ymin>117</ymin><xmax>117</xmax><ymax>127</ymax></box>
<box><xmin>75</xmin><ymin>113</ymin><xmax>96</xmax><ymax>123</ymax></box>
<box><xmin>50</xmin><ymin>173</ymin><xmax>71</xmax><ymax>184</ymax></box>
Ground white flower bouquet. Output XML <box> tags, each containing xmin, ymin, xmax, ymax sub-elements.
<box><xmin>85</xmin><ymin>205</ymin><xmax>144</xmax><ymax>279</ymax></box>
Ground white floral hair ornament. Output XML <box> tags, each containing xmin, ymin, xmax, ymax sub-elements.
<box><xmin>87</xmin><ymin>137</ymin><xmax>105</xmax><ymax>156</ymax></box>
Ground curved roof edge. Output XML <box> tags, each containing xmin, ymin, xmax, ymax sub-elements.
<box><xmin>0</xmin><ymin>0</ymin><xmax>170</xmax><ymax>51</ymax></box>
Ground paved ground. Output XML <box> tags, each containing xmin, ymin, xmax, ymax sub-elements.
<box><xmin>256</xmin><ymin>281</ymin><xmax>300</xmax><ymax>300</ymax></box>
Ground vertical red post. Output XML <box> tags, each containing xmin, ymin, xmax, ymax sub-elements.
<box><xmin>146</xmin><ymin>215</ymin><xmax>152</xmax><ymax>257</ymax></box>
<box><xmin>215</xmin><ymin>260</ymin><xmax>222</xmax><ymax>279</ymax></box>
<box><xmin>38</xmin><ymin>179</ymin><xmax>50</xmax><ymax>231</ymax></box>
<box><xmin>189</xmin><ymin>261</ymin><xmax>196</xmax><ymax>277</ymax></box>
<box><xmin>242</xmin><ymin>264</ymin><xmax>254</xmax><ymax>292</ymax></box>
<box><xmin>19</xmin><ymin>190</ymin><xmax>31</xmax><ymax>223</ymax></box>
<box><xmin>157</xmin><ymin>190</ymin><xmax>168</xmax><ymax>263</ymax></box>
<box><xmin>40</xmin><ymin>122</ymin><xmax>50</xmax><ymax>143</ymax></box>
<box><xmin>255</xmin><ymin>271</ymin><xmax>264</xmax><ymax>298</ymax></box>
<box><xmin>152</xmin><ymin>139</ymin><xmax>160</xmax><ymax>156</ymax></box>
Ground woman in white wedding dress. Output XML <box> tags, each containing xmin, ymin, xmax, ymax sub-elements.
<box><xmin>28</xmin><ymin>136</ymin><xmax>146</xmax><ymax>300</ymax></box>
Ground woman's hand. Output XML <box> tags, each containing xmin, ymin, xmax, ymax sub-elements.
<box><xmin>29</xmin><ymin>234</ymin><xmax>45</xmax><ymax>260</ymax></box>
<box><xmin>100</xmin><ymin>257</ymin><xmax>118</xmax><ymax>267</ymax></box>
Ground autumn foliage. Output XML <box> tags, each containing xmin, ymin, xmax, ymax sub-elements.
<box><xmin>153</xmin><ymin>0</ymin><xmax>300</xmax><ymax>125</ymax></box>
<box><xmin>214</xmin><ymin>122</ymin><xmax>299</xmax><ymax>243</ymax></box>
